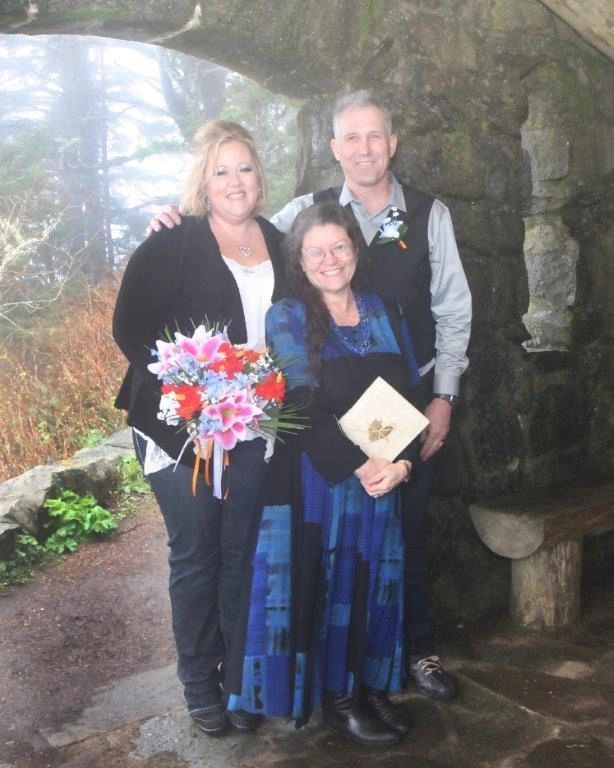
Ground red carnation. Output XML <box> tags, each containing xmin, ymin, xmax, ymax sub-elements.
<box><xmin>255</xmin><ymin>372</ymin><xmax>286</xmax><ymax>402</ymax></box>
<box><xmin>210</xmin><ymin>353</ymin><xmax>244</xmax><ymax>378</ymax></box>
<box><xmin>240</xmin><ymin>349</ymin><xmax>261</xmax><ymax>363</ymax></box>
<box><xmin>173</xmin><ymin>384</ymin><xmax>205</xmax><ymax>419</ymax></box>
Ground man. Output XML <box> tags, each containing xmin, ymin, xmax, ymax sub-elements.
<box><xmin>149</xmin><ymin>90</ymin><xmax>471</xmax><ymax>703</ymax></box>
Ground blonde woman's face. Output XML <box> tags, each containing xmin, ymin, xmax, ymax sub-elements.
<box><xmin>205</xmin><ymin>140</ymin><xmax>260</xmax><ymax>223</ymax></box>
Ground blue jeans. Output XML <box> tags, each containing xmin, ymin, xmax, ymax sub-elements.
<box><xmin>133</xmin><ymin>432</ymin><xmax>267</xmax><ymax>711</ymax></box>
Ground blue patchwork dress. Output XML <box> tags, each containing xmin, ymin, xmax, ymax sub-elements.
<box><xmin>224</xmin><ymin>292</ymin><xmax>423</xmax><ymax>725</ymax></box>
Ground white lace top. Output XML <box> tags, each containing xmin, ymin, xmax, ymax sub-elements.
<box><xmin>221</xmin><ymin>256</ymin><xmax>274</xmax><ymax>349</ymax></box>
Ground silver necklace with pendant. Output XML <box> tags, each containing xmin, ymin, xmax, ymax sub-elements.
<box><xmin>212</xmin><ymin>217</ymin><xmax>255</xmax><ymax>258</ymax></box>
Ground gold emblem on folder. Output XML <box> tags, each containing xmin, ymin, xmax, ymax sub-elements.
<box><xmin>368</xmin><ymin>419</ymin><xmax>394</xmax><ymax>442</ymax></box>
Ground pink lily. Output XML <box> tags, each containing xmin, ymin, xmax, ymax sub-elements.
<box><xmin>176</xmin><ymin>326</ymin><xmax>227</xmax><ymax>364</ymax></box>
<box><xmin>148</xmin><ymin>339</ymin><xmax>180</xmax><ymax>375</ymax></box>
<box><xmin>203</xmin><ymin>392</ymin><xmax>263</xmax><ymax>450</ymax></box>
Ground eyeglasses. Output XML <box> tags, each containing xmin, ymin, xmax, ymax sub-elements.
<box><xmin>301</xmin><ymin>242</ymin><xmax>354</xmax><ymax>264</ymax></box>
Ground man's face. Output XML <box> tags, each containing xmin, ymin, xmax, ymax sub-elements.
<box><xmin>331</xmin><ymin>105</ymin><xmax>398</xmax><ymax>192</ymax></box>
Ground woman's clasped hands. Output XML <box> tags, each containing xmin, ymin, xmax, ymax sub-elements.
<box><xmin>355</xmin><ymin>457</ymin><xmax>412</xmax><ymax>498</ymax></box>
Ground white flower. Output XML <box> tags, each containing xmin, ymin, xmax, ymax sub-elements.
<box><xmin>379</xmin><ymin>221</ymin><xmax>402</xmax><ymax>239</ymax></box>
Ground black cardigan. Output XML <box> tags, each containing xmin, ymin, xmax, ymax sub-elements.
<box><xmin>113</xmin><ymin>215</ymin><xmax>285</xmax><ymax>465</ymax></box>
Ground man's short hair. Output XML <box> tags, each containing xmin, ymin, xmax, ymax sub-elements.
<box><xmin>332</xmin><ymin>90</ymin><xmax>393</xmax><ymax>138</ymax></box>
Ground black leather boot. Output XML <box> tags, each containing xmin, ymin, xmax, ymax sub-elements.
<box><xmin>322</xmin><ymin>693</ymin><xmax>401</xmax><ymax>746</ymax></box>
<box><xmin>361</xmin><ymin>687</ymin><xmax>410</xmax><ymax>735</ymax></box>
<box><xmin>227</xmin><ymin>708</ymin><xmax>262</xmax><ymax>732</ymax></box>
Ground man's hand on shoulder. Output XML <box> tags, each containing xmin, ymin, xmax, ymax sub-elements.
<box><xmin>419</xmin><ymin>397</ymin><xmax>452</xmax><ymax>461</ymax></box>
<box><xmin>146</xmin><ymin>204</ymin><xmax>185</xmax><ymax>237</ymax></box>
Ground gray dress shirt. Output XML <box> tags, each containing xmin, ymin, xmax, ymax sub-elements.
<box><xmin>270</xmin><ymin>175</ymin><xmax>472</xmax><ymax>397</ymax></box>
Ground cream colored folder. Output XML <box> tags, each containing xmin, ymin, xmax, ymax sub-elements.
<box><xmin>338</xmin><ymin>376</ymin><xmax>429</xmax><ymax>461</ymax></box>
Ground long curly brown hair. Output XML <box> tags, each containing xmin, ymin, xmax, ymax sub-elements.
<box><xmin>285</xmin><ymin>201</ymin><xmax>364</xmax><ymax>382</ymax></box>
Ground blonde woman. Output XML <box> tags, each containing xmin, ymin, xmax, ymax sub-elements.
<box><xmin>113</xmin><ymin>121</ymin><xmax>285</xmax><ymax>736</ymax></box>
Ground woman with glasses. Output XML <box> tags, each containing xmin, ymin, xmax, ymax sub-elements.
<box><xmin>224</xmin><ymin>201</ymin><xmax>425</xmax><ymax>746</ymax></box>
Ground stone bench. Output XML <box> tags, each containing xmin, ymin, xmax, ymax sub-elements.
<box><xmin>469</xmin><ymin>481</ymin><xmax>614</xmax><ymax>630</ymax></box>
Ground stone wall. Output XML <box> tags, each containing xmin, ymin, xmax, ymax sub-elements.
<box><xmin>280</xmin><ymin>1</ymin><xmax>613</xmax><ymax>619</ymax></box>
<box><xmin>1</xmin><ymin>0</ymin><xmax>612</xmax><ymax>621</ymax></box>
<box><xmin>0</xmin><ymin>431</ymin><xmax>133</xmax><ymax>559</ymax></box>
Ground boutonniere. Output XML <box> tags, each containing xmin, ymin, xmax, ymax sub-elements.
<box><xmin>376</xmin><ymin>207</ymin><xmax>408</xmax><ymax>249</ymax></box>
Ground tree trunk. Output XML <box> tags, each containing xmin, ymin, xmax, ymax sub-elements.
<box><xmin>511</xmin><ymin>539</ymin><xmax>582</xmax><ymax>630</ymax></box>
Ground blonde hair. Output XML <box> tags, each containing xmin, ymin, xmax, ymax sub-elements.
<box><xmin>181</xmin><ymin>120</ymin><xmax>268</xmax><ymax>217</ymax></box>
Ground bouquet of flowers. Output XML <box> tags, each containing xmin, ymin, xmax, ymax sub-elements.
<box><xmin>148</xmin><ymin>324</ymin><xmax>301</xmax><ymax>497</ymax></box>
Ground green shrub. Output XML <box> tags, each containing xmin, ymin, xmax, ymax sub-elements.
<box><xmin>0</xmin><ymin>470</ymin><xmax>149</xmax><ymax>591</ymax></box>
<box><xmin>78</xmin><ymin>428</ymin><xmax>107</xmax><ymax>448</ymax></box>
<box><xmin>43</xmin><ymin>489</ymin><xmax>118</xmax><ymax>554</ymax></box>
<box><xmin>0</xmin><ymin>533</ymin><xmax>48</xmax><ymax>590</ymax></box>
<box><xmin>119</xmin><ymin>455</ymin><xmax>150</xmax><ymax>497</ymax></box>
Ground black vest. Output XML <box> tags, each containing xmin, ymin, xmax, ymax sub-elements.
<box><xmin>314</xmin><ymin>183</ymin><xmax>435</xmax><ymax>367</ymax></box>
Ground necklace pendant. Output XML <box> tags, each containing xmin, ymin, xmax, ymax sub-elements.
<box><xmin>239</xmin><ymin>245</ymin><xmax>252</xmax><ymax>258</ymax></box>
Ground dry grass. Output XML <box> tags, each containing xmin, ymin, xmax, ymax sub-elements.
<box><xmin>0</xmin><ymin>279</ymin><xmax>127</xmax><ymax>483</ymax></box>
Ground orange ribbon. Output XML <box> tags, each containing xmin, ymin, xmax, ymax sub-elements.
<box><xmin>192</xmin><ymin>440</ymin><xmax>213</xmax><ymax>496</ymax></box>
<box><xmin>191</xmin><ymin>441</ymin><xmax>231</xmax><ymax>498</ymax></box>
<box><xmin>192</xmin><ymin>453</ymin><xmax>200</xmax><ymax>496</ymax></box>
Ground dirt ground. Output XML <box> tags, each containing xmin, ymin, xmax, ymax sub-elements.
<box><xmin>2</xmin><ymin>493</ymin><xmax>612</xmax><ymax>768</ymax></box>
<box><xmin>0</xmin><ymin>495</ymin><xmax>176</xmax><ymax>767</ymax></box>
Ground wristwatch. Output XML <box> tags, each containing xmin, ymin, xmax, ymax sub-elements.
<box><xmin>433</xmin><ymin>393</ymin><xmax>459</xmax><ymax>407</ymax></box>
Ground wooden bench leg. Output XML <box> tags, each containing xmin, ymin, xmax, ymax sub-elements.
<box><xmin>511</xmin><ymin>539</ymin><xmax>582</xmax><ymax>629</ymax></box>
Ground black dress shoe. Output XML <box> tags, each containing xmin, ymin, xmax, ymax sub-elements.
<box><xmin>191</xmin><ymin>704</ymin><xmax>229</xmax><ymax>735</ymax></box>
<box><xmin>322</xmin><ymin>693</ymin><xmax>401</xmax><ymax>746</ymax></box>
<box><xmin>409</xmin><ymin>655</ymin><xmax>456</xmax><ymax>700</ymax></box>
<box><xmin>227</xmin><ymin>708</ymin><xmax>263</xmax><ymax>732</ymax></box>
<box><xmin>361</xmin><ymin>688</ymin><xmax>410</xmax><ymax>735</ymax></box>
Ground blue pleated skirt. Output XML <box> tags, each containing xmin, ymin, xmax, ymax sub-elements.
<box><xmin>227</xmin><ymin>453</ymin><xmax>405</xmax><ymax>719</ymax></box>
